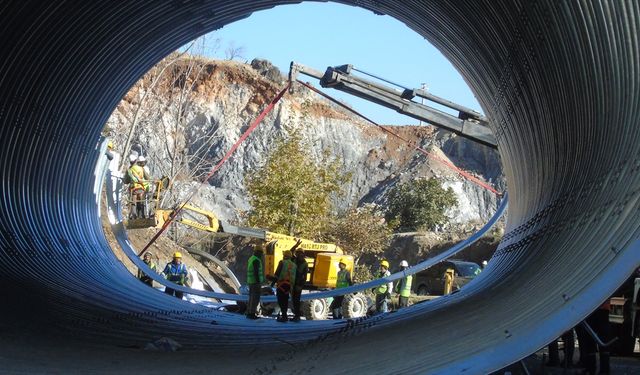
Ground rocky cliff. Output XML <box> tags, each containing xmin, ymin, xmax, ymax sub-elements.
<box><xmin>105</xmin><ymin>57</ymin><xmax>503</xmax><ymax>228</ymax></box>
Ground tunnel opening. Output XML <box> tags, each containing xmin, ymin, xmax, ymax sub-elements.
<box><xmin>102</xmin><ymin>1</ymin><xmax>503</xmax><ymax>323</ymax></box>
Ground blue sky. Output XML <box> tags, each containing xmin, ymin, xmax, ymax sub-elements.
<box><xmin>194</xmin><ymin>2</ymin><xmax>481</xmax><ymax>125</ymax></box>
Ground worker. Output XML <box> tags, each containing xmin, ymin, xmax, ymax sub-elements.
<box><xmin>290</xmin><ymin>239</ymin><xmax>306</xmax><ymax>322</ymax></box>
<box><xmin>374</xmin><ymin>260</ymin><xmax>393</xmax><ymax>314</ymax></box>
<box><xmin>105</xmin><ymin>140</ymin><xmax>122</xmax><ymax>179</ymax></box>
<box><xmin>330</xmin><ymin>258</ymin><xmax>353</xmax><ymax>319</ymax></box>
<box><xmin>137</xmin><ymin>156</ymin><xmax>152</xmax><ymax>192</ymax></box>
<box><xmin>395</xmin><ymin>260</ymin><xmax>412</xmax><ymax>308</ymax></box>
<box><xmin>137</xmin><ymin>251</ymin><xmax>157</xmax><ymax>287</ymax></box>
<box><xmin>481</xmin><ymin>260</ymin><xmax>488</xmax><ymax>269</ymax></box>
<box><xmin>246</xmin><ymin>244</ymin><xmax>265</xmax><ymax>320</ymax></box>
<box><xmin>268</xmin><ymin>248</ymin><xmax>297</xmax><ymax>322</ymax></box>
<box><xmin>162</xmin><ymin>252</ymin><xmax>188</xmax><ymax>299</ymax></box>
<box><xmin>546</xmin><ymin>330</ymin><xmax>575</xmax><ymax>367</ymax></box>
<box><xmin>122</xmin><ymin>154</ymin><xmax>137</xmax><ymax>185</ymax></box>
<box><xmin>443</xmin><ymin>268</ymin><xmax>455</xmax><ymax>294</ymax></box>
<box><xmin>105</xmin><ymin>140</ymin><xmax>115</xmax><ymax>161</ymax></box>
<box><xmin>127</xmin><ymin>155</ymin><xmax>148</xmax><ymax>219</ymax></box>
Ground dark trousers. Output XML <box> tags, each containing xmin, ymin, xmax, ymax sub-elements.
<box><xmin>575</xmin><ymin>324</ymin><xmax>590</xmax><ymax>368</ymax></box>
<box><xmin>330</xmin><ymin>296</ymin><xmax>344</xmax><ymax>319</ymax></box>
<box><xmin>246</xmin><ymin>283</ymin><xmax>261</xmax><ymax>316</ymax></box>
<box><xmin>291</xmin><ymin>286</ymin><xmax>303</xmax><ymax>317</ymax></box>
<box><xmin>140</xmin><ymin>277</ymin><xmax>153</xmax><ymax>287</ymax></box>
<box><xmin>375</xmin><ymin>293</ymin><xmax>388</xmax><ymax>313</ymax></box>
<box><xmin>276</xmin><ymin>284</ymin><xmax>291</xmax><ymax>318</ymax></box>
<box><xmin>398</xmin><ymin>296</ymin><xmax>409</xmax><ymax>308</ymax></box>
<box><xmin>164</xmin><ymin>287</ymin><xmax>183</xmax><ymax>299</ymax></box>
<box><xmin>548</xmin><ymin>330</ymin><xmax>575</xmax><ymax>365</ymax></box>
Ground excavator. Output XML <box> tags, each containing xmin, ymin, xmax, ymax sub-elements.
<box><xmin>124</xmin><ymin>180</ymin><xmax>363</xmax><ymax>320</ymax></box>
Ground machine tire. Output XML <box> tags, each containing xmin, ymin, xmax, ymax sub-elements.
<box><xmin>303</xmin><ymin>298</ymin><xmax>328</xmax><ymax>320</ymax></box>
<box><xmin>416</xmin><ymin>285</ymin><xmax>429</xmax><ymax>296</ymax></box>
<box><xmin>342</xmin><ymin>293</ymin><xmax>368</xmax><ymax>319</ymax></box>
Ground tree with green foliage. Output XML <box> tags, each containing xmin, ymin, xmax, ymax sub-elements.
<box><xmin>245</xmin><ymin>132</ymin><xmax>350</xmax><ymax>238</ymax></box>
<box><xmin>326</xmin><ymin>204</ymin><xmax>394</xmax><ymax>283</ymax></box>
<box><xmin>327</xmin><ymin>204</ymin><xmax>393</xmax><ymax>264</ymax></box>
<box><xmin>385</xmin><ymin>178</ymin><xmax>458</xmax><ymax>232</ymax></box>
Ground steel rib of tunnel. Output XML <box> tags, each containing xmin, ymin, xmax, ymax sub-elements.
<box><xmin>105</xmin><ymin>146</ymin><xmax>507</xmax><ymax>303</ymax></box>
<box><xmin>0</xmin><ymin>0</ymin><xmax>639</xmax><ymax>374</ymax></box>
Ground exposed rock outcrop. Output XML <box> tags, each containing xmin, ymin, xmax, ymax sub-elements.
<box><xmin>105</xmin><ymin>57</ymin><xmax>503</xmax><ymax>229</ymax></box>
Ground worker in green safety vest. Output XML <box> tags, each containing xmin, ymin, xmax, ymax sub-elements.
<box><xmin>269</xmin><ymin>248</ymin><xmax>297</xmax><ymax>323</ymax></box>
<box><xmin>246</xmin><ymin>244</ymin><xmax>265</xmax><ymax>320</ymax></box>
<box><xmin>395</xmin><ymin>260</ymin><xmax>412</xmax><ymax>308</ymax></box>
<box><xmin>137</xmin><ymin>251</ymin><xmax>157</xmax><ymax>287</ymax></box>
<box><xmin>330</xmin><ymin>258</ymin><xmax>353</xmax><ymax>319</ymax></box>
<box><xmin>374</xmin><ymin>260</ymin><xmax>393</xmax><ymax>313</ymax></box>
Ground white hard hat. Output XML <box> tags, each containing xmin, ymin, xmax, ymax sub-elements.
<box><xmin>400</xmin><ymin>260</ymin><xmax>409</xmax><ymax>267</ymax></box>
<box><xmin>138</xmin><ymin>156</ymin><xmax>146</xmax><ymax>162</ymax></box>
<box><xmin>482</xmin><ymin>260</ymin><xmax>488</xmax><ymax>266</ymax></box>
<box><xmin>129</xmin><ymin>154</ymin><xmax>138</xmax><ymax>163</ymax></box>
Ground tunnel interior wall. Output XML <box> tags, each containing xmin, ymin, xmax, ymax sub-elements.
<box><xmin>0</xmin><ymin>0</ymin><xmax>639</xmax><ymax>373</ymax></box>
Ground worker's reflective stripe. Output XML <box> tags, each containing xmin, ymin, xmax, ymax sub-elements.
<box><xmin>138</xmin><ymin>261</ymin><xmax>157</xmax><ymax>279</ymax></box>
<box><xmin>278</xmin><ymin>259</ymin><xmax>296</xmax><ymax>288</ymax></box>
<box><xmin>164</xmin><ymin>263</ymin><xmax>187</xmax><ymax>285</ymax></box>
<box><xmin>128</xmin><ymin>165</ymin><xmax>148</xmax><ymax>191</ymax></box>
<box><xmin>376</xmin><ymin>271</ymin><xmax>389</xmax><ymax>294</ymax></box>
<box><xmin>399</xmin><ymin>275</ymin><xmax>412</xmax><ymax>297</ymax></box>
<box><xmin>246</xmin><ymin>255</ymin><xmax>264</xmax><ymax>285</ymax></box>
<box><xmin>336</xmin><ymin>269</ymin><xmax>349</xmax><ymax>289</ymax></box>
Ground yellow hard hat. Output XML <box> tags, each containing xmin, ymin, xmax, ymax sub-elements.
<box><xmin>107</xmin><ymin>141</ymin><xmax>114</xmax><ymax>150</ymax></box>
<box><xmin>339</xmin><ymin>258</ymin><xmax>348</xmax><ymax>265</ymax></box>
<box><xmin>173</xmin><ymin>252</ymin><xmax>182</xmax><ymax>258</ymax></box>
<box><xmin>283</xmin><ymin>250</ymin><xmax>292</xmax><ymax>258</ymax></box>
<box><xmin>380</xmin><ymin>260</ymin><xmax>389</xmax><ymax>268</ymax></box>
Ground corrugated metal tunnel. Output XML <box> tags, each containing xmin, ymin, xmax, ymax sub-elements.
<box><xmin>0</xmin><ymin>0</ymin><xmax>638</xmax><ymax>373</ymax></box>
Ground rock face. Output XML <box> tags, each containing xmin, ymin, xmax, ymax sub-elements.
<box><xmin>105</xmin><ymin>57</ymin><xmax>503</xmax><ymax>228</ymax></box>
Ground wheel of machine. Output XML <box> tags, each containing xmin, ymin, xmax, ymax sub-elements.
<box><xmin>303</xmin><ymin>298</ymin><xmax>329</xmax><ymax>320</ymax></box>
<box><xmin>416</xmin><ymin>285</ymin><xmax>429</xmax><ymax>296</ymax></box>
<box><xmin>342</xmin><ymin>292</ymin><xmax>368</xmax><ymax>319</ymax></box>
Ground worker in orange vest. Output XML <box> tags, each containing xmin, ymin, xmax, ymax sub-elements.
<box><xmin>269</xmin><ymin>248</ymin><xmax>297</xmax><ymax>322</ymax></box>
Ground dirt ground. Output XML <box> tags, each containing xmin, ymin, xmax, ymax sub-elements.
<box><xmin>100</xmin><ymin>194</ymin><xmax>237</xmax><ymax>293</ymax></box>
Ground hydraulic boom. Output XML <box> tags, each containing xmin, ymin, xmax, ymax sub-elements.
<box><xmin>289</xmin><ymin>62</ymin><xmax>497</xmax><ymax>148</ymax></box>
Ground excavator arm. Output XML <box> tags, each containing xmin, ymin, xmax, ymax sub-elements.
<box><xmin>289</xmin><ymin>61</ymin><xmax>497</xmax><ymax>148</ymax></box>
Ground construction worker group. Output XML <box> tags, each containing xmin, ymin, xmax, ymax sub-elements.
<box><xmin>118</xmin><ymin>143</ymin><xmax>418</xmax><ymax>320</ymax></box>
<box><xmin>137</xmin><ymin>251</ymin><xmax>189</xmax><ymax>299</ymax></box>
<box><xmin>245</xmin><ymin>249</ymin><xmax>413</xmax><ymax>321</ymax></box>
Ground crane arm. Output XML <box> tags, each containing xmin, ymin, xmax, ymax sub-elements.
<box><xmin>289</xmin><ymin>61</ymin><xmax>497</xmax><ymax>148</ymax></box>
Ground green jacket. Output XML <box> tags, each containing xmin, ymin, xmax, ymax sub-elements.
<box><xmin>137</xmin><ymin>260</ymin><xmax>157</xmax><ymax>281</ymax></box>
<box><xmin>275</xmin><ymin>259</ymin><xmax>297</xmax><ymax>289</ymax></box>
<box><xmin>336</xmin><ymin>269</ymin><xmax>352</xmax><ymax>289</ymax></box>
<box><xmin>246</xmin><ymin>254</ymin><xmax>264</xmax><ymax>285</ymax></box>
<box><xmin>395</xmin><ymin>275</ymin><xmax>413</xmax><ymax>297</ymax></box>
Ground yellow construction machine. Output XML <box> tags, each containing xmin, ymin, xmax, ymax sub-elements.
<box><xmin>152</xmin><ymin>203</ymin><xmax>355</xmax><ymax>290</ymax></box>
